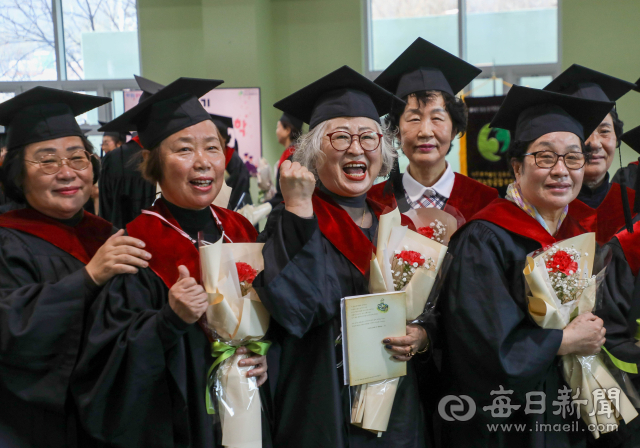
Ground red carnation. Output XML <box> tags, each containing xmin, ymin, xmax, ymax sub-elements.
<box><xmin>395</xmin><ymin>250</ymin><xmax>425</xmax><ymax>267</ymax></box>
<box><xmin>545</xmin><ymin>251</ymin><xmax>578</xmax><ymax>276</ymax></box>
<box><xmin>417</xmin><ymin>226</ymin><xmax>434</xmax><ymax>239</ymax></box>
<box><xmin>236</xmin><ymin>262</ymin><xmax>258</xmax><ymax>284</ymax></box>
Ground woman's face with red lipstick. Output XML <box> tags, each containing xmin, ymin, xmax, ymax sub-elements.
<box><xmin>316</xmin><ymin>116</ymin><xmax>383</xmax><ymax>198</ymax></box>
<box><xmin>398</xmin><ymin>92</ymin><xmax>457</xmax><ymax>169</ymax></box>
<box><xmin>156</xmin><ymin>120</ymin><xmax>226</xmax><ymax>210</ymax></box>
<box><xmin>23</xmin><ymin>136</ymin><xmax>94</xmax><ymax>220</ymax></box>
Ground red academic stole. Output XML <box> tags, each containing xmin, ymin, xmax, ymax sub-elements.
<box><xmin>312</xmin><ymin>189</ymin><xmax>414</xmax><ymax>276</ymax></box>
<box><xmin>615</xmin><ymin>221</ymin><xmax>640</xmax><ymax>276</ymax></box>
<box><xmin>447</xmin><ymin>173</ymin><xmax>500</xmax><ymax>221</ymax></box>
<box><xmin>467</xmin><ymin>199</ymin><xmax>587</xmax><ymax>247</ymax></box>
<box><xmin>0</xmin><ymin>208</ymin><xmax>113</xmax><ymax>264</ymax></box>
<box><xmin>632</xmin><ymin>161</ymin><xmax>639</xmax><ymax>167</ymax></box>
<box><xmin>277</xmin><ymin>145</ymin><xmax>296</xmax><ymax>168</ymax></box>
<box><xmin>126</xmin><ymin>199</ymin><xmax>257</xmax><ymax>289</ymax></box>
<box><xmin>367</xmin><ymin>173</ymin><xmax>498</xmax><ymax>221</ymax></box>
<box><xmin>568</xmin><ymin>183</ymin><xmax>636</xmax><ymax>245</ymax></box>
<box><xmin>131</xmin><ymin>135</ymin><xmax>142</xmax><ymax>148</ymax></box>
<box><xmin>224</xmin><ymin>146</ymin><xmax>235</xmax><ymax>169</ymax></box>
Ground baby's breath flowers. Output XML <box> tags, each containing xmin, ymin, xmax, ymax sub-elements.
<box><xmin>542</xmin><ymin>246</ymin><xmax>590</xmax><ymax>304</ymax></box>
<box><xmin>417</xmin><ymin>219</ymin><xmax>446</xmax><ymax>244</ymax></box>
<box><xmin>391</xmin><ymin>247</ymin><xmax>436</xmax><ymax>290</ymax></box>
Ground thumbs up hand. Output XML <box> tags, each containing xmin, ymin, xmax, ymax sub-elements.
<box><xmin>168</xmin><ymin>265</ymin><xmax>209</xmax><ymax>324</ymax></box>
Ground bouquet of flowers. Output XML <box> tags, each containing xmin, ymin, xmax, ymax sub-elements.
<box><xmin>350</xmin><ymin>207</ymin><xmax>454</xmax><ymax>435</ymax></box>
<box><xmin>199</xmin><ymin>235</ymin><xmax>271</xmax><ymax>448</ymax></box>
<box><xmin>524</xmin><ymin>233</ymin><xmax>638</xmax><ymax>438</ymax></box>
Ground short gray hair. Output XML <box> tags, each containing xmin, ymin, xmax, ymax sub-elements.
<box><xmin>292</xmin><ymin>118</ymin><xmax>397</xmax><ymax>179</ymax></box>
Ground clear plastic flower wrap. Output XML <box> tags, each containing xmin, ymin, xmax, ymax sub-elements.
<box><xmin>198</xmin><ymin>233</ymin><xmax>270</xmax><ymax>448</ymax></box>
<box><xmin>350</xmin><ymin>207</ymin><xmax>457</xmax><ymax>435</ymax></box>
<box><xmin>524</xmin><ymin>233</ymin><xmax>639</xmax><ymax>438</ymax></box>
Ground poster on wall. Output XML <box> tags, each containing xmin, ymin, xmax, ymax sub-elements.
<box><xmin>124</xmin><ymin>87</ymin><xmax>262</xmax><ymax>174</ymax></box>
<box><xmin>462</xmin><ymin>95</ymin><xmax>513</xmax><ymax>197</ymax></box>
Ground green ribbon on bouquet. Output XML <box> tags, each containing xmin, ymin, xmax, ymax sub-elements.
<box><xmin>205</xmin><ymin>340</ymin><xmax>272</xmax><ymax>415</ymax></box>
<box><xmin>635</xmin><ymin>319</ymin><xmax>640</xmax><ymax>341</ymax></box>
<box><xmin>602</xmin><ymin>346</ymin><xmax>638</xmax><ymax>375</ymax></box>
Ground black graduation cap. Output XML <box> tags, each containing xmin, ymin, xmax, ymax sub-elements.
<box><xmin>634</xmin><ymin>77</ymin><xmax>640</xmax><ymax>93</ymax></box>
<box><xmin>0</xmin><ymin>87</ymin><xmax>110</xmax><ymax>151</ymax></box>
<box><xmin>134</xmin><ymin>75</ymin><xmax>165</xmax><ymax>102</ymax></box>
<box><xmin>209</xmin><ymin>114</ymin><xmax>233</xmax><ymax>143</ymax></box>
<box><xmin>274</xmin><ymin>65</ymin><xmax>405</xmax><ymax>129</ymax></box>
<box><xmin>98</xmin><ymin>120</ymin><xmax>130</xmax><ymax>142</ymax></box>
<box><xmin>621</xmin><ymin>126</ymin><xmax>640</xmax><ymax>155</ymax></box>
<box><xmin>279</xmin><ymin>112</ymin><xmax>303</xmax><ymax>132</ymax></box>
<box><xmin>543</xmin><ymin>64</ymin><xmax>636</xmax><ymax>102</ymax></box>
<box><xmin>100</xmin><ymin>77</ymin><xmax>223</xmax><ymax>149</ymax></box>
<box><xmin>374</xmin><ymin>37</ymin><xmax>481</xmax><ymax>98</ymax></box>
<box><xmin>490</xmin><ymin>85</ymin><xmax>613</xmax><ymax>142</ymax></box>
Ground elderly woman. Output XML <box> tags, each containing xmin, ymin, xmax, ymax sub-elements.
<box><xmin>543</xmin><ymin>64</ymin><xmax>638</xmax><ymax>244</ymax></box>
<box><xmin>71</xmin><ymin>78</ymin><xmax>269</xmax><ymax>448</ymax></box>
<box><xmin>0</xmin><ymin>88</ymin><xmax>151</xmax><ymax>447</ymax></box>
<box><xmin>439</xmin><ymin>86</ymin><xmax>614</xmax><ymax>448</ymax></box>
<box><xmin>369</xmin><ymin>38</ymin><xmax>498</xmax><ymax>219</ymax></box>
<box><xmin>256</xmin><ymin>66</ymin><xmax>429</xmax><ymax>448</ymax></box>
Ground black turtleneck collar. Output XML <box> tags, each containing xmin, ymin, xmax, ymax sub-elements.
<box><xmin>577</xmin><ymin>172</ymin><xmax>610</xmax><ymax>209</ymax></box>
<box><xmin>319</xmin><ymin>184</ymin><xmax>367</xmax><ymax>208</ymax></box>
<box><xmin>163</xmin><ymin>197</ymin><xmax>218</xmax><ymax>242</ymax></box>
<box><xmin>26</xmin><ymin>203</ymin><xmax>84</xmax><ymax>227</ymax></box>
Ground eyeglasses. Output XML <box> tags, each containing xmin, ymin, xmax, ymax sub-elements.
<box><xmin>25</xmin><ymin>150</ymin><xmax>94</xmax><ymax>175</ymax></box>
<box><xmin>326</xmin><ymin>131</ymin><xmax>383</xmax><ymax>152</ymax></box>
<box><xmin>523</xmin><ymin>150</ymin><xmax>586</xmax><ymax>170</ymax></box>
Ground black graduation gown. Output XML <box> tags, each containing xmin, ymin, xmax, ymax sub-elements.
<box><xmin>0</xmin><ymin>209</ymin><xmax>114</xmax><ymax>448</ymax></box>
<box><xmin>98</xmin><ymin>139</ymin><xmax>156</xmax><ymax>229</ymax></box>
<box><xmin>255</xmin><ymin>191</ymin><xmax>426</xmax><ymax>448</ymax></box>
<box><xmin>440</xmin><ymin>199</ymin><xmax>587</xmax><ymax>448</ymax></box>
<box><xmin>225</xmin><ymin>149</ymin><xmax>252</xmax><ymax>211</ymax></box>
<box><xmin>71</xmin><ymin>199</ymin><xmax>270</xmax><ymax>448</ymax></box>
<box><xmin>592</xmin><ymin>222</ymin><xmax>640</xmax><ymax>448</ymax></box>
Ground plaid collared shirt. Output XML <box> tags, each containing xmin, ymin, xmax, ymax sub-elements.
<box><xmin>404</xmin><ymin>189</ymin><xmax>448</xmax><ymax>210</ymax></box>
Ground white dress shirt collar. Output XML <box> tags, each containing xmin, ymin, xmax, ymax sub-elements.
<box><xmin>402</xmin><ymin>162</ymin><xmax>455</xmax><ymax>202</ymax></box>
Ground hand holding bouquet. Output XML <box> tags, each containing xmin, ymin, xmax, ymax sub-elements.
<box><xmin>524</xmin><ymin>233</ymin><xmax>638</xmax><ymax>438</ymax></box>
<box><xmin>199</xmin><ymin>235</ymin><xmax>270</xmax><ymax>448</ymax></box>
<box><xmin>351</xmin><ymin>208</ymin><xmax>454</xmax><ymax>435</ymax></box>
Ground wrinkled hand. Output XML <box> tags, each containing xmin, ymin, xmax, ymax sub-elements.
<box><xmin>558</xmin><ymin>312</ymin><xmax>606</xmax><ymax>356</ymax></box>
<box><xmin>85</xmin><ymin>229</ymin><xmax>151</xmax><ymax>286</ymax></box>
<box><xmin>280</xmin><ymin>160</ymin><xmax>315</xmax><ymax>218</ymax></box>
<box><xmin>237</xmin><ymin>346</ymin><xmax>268</xmax><ymax>386</ymax></box>
<box><xmin>383</xmin><ymin>324</ymin><xmax>429</xmax><ymax>362</ymax></box>
<box><xmin>168</xmin><ymin>265</ymin><xmax>209</xmax><ymax>324</ymax></box>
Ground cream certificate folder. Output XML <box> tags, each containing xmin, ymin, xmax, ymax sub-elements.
<box><xmin>341</xmin><ymin>291</ymin><xmax>407</xmax><ymax>386</ymax></box>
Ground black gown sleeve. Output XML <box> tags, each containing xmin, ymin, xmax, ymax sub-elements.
<box><xmin>0</xmin><ymin>230</ymin><xmax>94</xmax><ymax>408</ymax></box>
<box><xmin>72</xmin><ymin>269</ymin><xmax>191</xmax><ymax>446</ymax></box>
<box><xmin>599</xmin><ymin>238</ymin><xmax>640</xmax><ymax>365</ymax></box>
<box><xmin>255</xmin><ymin>209</ymin><xmax>342</xmax><ymax>338</ymax></box>
<box><xmin>442</xmin><ymin>222</ymin><xmax>564</xmax><ymax>399</ymax></box>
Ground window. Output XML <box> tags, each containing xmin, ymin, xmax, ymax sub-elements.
<box><xmin>366</xmin><ymin>0</ymin><xmax>560</xmax><ymax>88</ymax></box>
<box><xmin>61</xmin><ymin>0</ymin><xmax>139</xmax><ymax>80</ymax></box>
<box><xmin>0</xmin><ymin>0</ymin><xmax>141</xmax><ymax>127</ymax></box>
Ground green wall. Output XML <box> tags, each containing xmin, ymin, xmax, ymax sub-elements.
<box><xmin>562</xmin><ymin>0</ymin><xmax>640</xmax><ymax>175</ymax></box>
<box><xmin>138</xmin><ymin>0</ymin><xmax>640</xmax><ymax>173</ymax></box>
<box><xmin>137</xmin><ymin>0</ymin><xmax>364</xmax><ymax>165</ymax></box>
